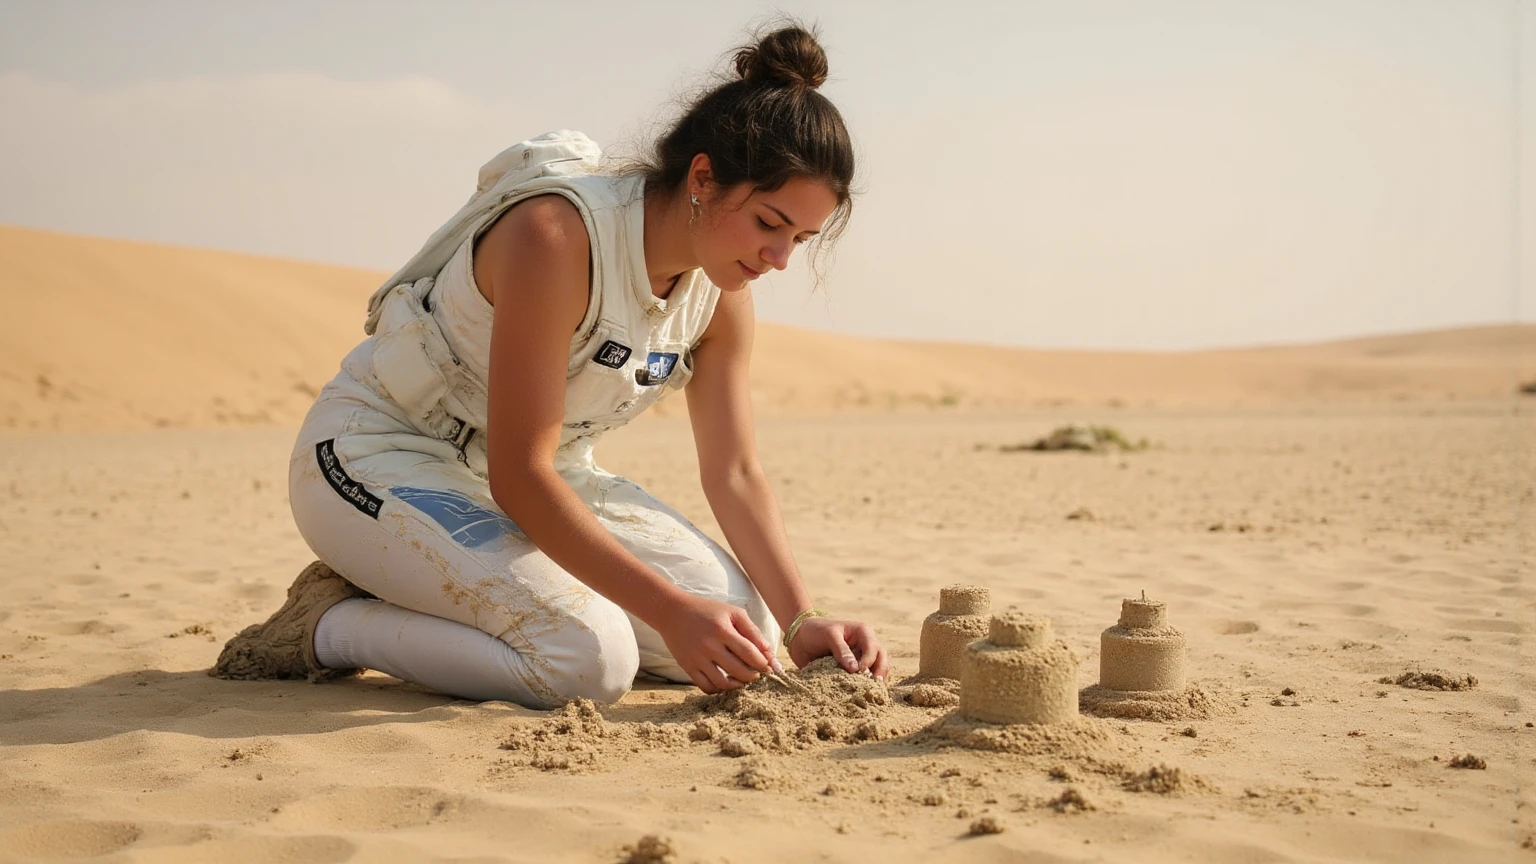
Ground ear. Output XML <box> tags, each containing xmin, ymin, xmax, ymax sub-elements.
<box><xmin>686</xmin><ymin>153</ymin><xmax>715</xmax><ymax>198</ymax></box>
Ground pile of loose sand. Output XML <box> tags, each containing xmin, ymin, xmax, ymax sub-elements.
<box><xmin>924</xmin><ymin>711</ymin><xmax>1134</xmax><ymax>770</ymax></box>
<box><xmin>498</xmin><ymin>659</ymin><xmax>953</xmax><ymax>770</ymax></box>
<box><xmin>691</xmin><ymin>658</ymin><xmax>941</xmax><ymax>755</ymax></box>
<box><xmin>618</xmin><ymin>834</ymin><xmax>678</xmax><ymax>864</ymax></box>
<box><xmin>497</xmin><ymin>700</ymin><xmax>689</xmax><ymax>772</ymax></box>
<box><xmin>1078</xmin><ymin>682</ymin><xmax>1240</xmax><ymax>722</ymax></box>
<box><xmin>1122</xmin><ymin>763</ymin><xmax>1211</xmax><ymax>795</ymax></box>
<box><xmin>1378</xmin><ymin>669</ymin><xmax>1478</xmax><ymax>691</ymax></box>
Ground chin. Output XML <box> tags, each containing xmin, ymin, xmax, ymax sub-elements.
<box><xmin>702</xmin><ymin>263</ymin><xmax>754</xmax><ymax>292</ymax></box>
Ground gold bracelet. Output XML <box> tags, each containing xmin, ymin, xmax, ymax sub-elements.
<box><xmin>783</xmin><ymin>607</ymin><xmax>827</xmax><ymax>650</ymax></box>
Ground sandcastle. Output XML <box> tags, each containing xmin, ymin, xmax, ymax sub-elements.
<box><xmin>1099</xmin><ymin>593</ymin><xmax>1186</xmax><ymax>692</ymax></box>
<box><xmin>959</xmin><ymin>613</ymin><xmax>1079</xmax><ymax>725</ymax></box>
<box><xmin>918</xmin><ymin>585</ymin><xmax>991</xmax><ymax>680</ymax></box>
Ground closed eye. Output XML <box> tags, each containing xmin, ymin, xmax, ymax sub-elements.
<box><xmin>759</xmin><ymin>215</ymin><xmax>810</xmax><ymax>245</ymax></box>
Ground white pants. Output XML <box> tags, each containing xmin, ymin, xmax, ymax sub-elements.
<box><xmin>288</xmin><ymin>370</ymin><xmax>778</xmax><ymax>708</ymax></box>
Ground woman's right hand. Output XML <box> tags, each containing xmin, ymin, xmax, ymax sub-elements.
<box><xmin>654</xmin><ymin>594</ymin><xmax>777</xmax><ymax>694</ymax></box>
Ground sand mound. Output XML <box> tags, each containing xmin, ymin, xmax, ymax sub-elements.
<box><xmin>902</xmin><ymin>681</ymin><xmax>961</xmax><ymax>708</ymax></box>
<box><xmin>618</xmin><ymin>834</ymin><xmax>678</xmax><ymax>864</ymax></box>
<box><xmin>925</xmin><ymin>712</ymin><xmax>1135</xmax><ymax>774</ymax></box>
<box><xmin>690</xmin><ymin>658</ymin><xmax>939</xmax><ymax>754</ymax></box>
<box><xmin>1122</xmin><ymin>764</ymin><xmax>1211</xmax><ymax>795</ymax></box>
<box><xmin>497</xmin><ymin>660</ymin><xmax>952</xmax><ymax>772</ymax></box>
<box><xmin>497</xmin><ymin>700</ymin><xmax>689</xmax><ymax>772</ymax></box>
<box><xmin>1378</xmin><ymin>669</ymin><xmax>1478</xmax><ymax>691</ymax></box>
<box><xmin>1078</xmin><ymin>683</ymin><xmax>1240</xmax><ymax>722</ymax></box>
<box><xmin>1448</xmin><ymin>754</ymin><xmax>1487</xmax><ymax>770</ymax></box>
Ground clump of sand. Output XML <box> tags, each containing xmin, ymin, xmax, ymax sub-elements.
<box><xmin>1378</xmin><ymin>669</ymin><xmax>1478</xmax><ymax>691</ymax></box>
<box><xmin>1078</xmin><ymin>682</ymin><xmax>1239</xmax><ymax>722</ymax></box>
<box><xmin>729</xmin><ymin>757</ymin><xmax>793</xmax><ymax>791</ymax></box>
<box><xmin>904</xmin><ymin>681</ymin><xmax>961</xmax><ymax>708</ymax></box>
<box><xmin>1040</xmin><ymin>787</ymin><xmax>1096</xmax><ymax>813</ymax></box>
<box><xmin>1122</xmin><ymin>764</ymin><xmax>1209</xmax><ymax>794</ymax></box>
<box><xmin>967</xmin><ymin>816</ymin><xmax>1005</xmax><ymax>835</ymax></box>
<box><xmin>998</xmin><ymin>424</ymin><xmax>1150</xmax><ymax>453</ymax></box>
<box><xmin>690</xmin><ymin>657</ymin><xmax>939</xmax><ymax>754</ymax></box>
<box><xmin>618</xmin><ymin>834</ymin><xmax>677</xmax><ymax>864</ymax></box>
<box><xmin>1448</xmin><ymin>754</ymin><xmax>1486</xmax><ymax>770</ymax></box>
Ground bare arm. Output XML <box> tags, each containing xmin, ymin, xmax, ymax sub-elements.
<box><xmin>478</xmin><ymin>196</ymin><xmax>772</xmax><ymax>692</ymax></box>
<box><xmin>686</xmin><ymin>289</ymin><xmax>889</xmax><ymax>679</ymax></box>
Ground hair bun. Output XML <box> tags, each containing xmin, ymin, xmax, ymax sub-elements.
<box><xmin>733</xmin><ymin>26</ymin><xmax>829</xmax><ymax>91</ymax></box>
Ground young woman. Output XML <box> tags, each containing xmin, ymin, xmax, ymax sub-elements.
<box><xmin>211</xmin><ymin>25</ymin><xmax>890</xmax><ymax>708</ymax></box>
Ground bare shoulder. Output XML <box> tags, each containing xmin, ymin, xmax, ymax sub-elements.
<box><xmin>700</xmin><ymin>286</ymin><xmax>755</xmax><ymax>346</ymax></box>
<box><xmin>474</xmin><ymin>194</ymin><xmax>590</xmax><ymax>307</ymax></box>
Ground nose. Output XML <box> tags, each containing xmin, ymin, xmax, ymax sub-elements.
<box><xmin>762</xmin><ymin>238</ymin><xmax>792</xmax><ymax>271</ymax></box>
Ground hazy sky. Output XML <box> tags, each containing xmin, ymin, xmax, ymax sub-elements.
<box><xmin>0</xmin><ymin>0</ymin><xmax>1528</xmax><ymax>350</ymax></box>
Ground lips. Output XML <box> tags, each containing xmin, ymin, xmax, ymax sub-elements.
<box><xmin>738</xmin><ymin>262</ymin><xmax>762</xmax><ymax>279</ymax></box>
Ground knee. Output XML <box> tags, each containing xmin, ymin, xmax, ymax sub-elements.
<box><xmin>530</xmin><ymin>604</ymin><xmax>639</xmax><ymax>706</ymax></box>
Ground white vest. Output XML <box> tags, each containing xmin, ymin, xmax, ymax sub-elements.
<box><xmin>359</xmin><ymin>131</ymin><xmax>720</xmax><ymax>476</ymax></box>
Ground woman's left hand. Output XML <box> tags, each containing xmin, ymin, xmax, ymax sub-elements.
<box><xmin>787</xmin><ymin>616</ymin><xmax>889</xmax><ymax>682</ymax></box>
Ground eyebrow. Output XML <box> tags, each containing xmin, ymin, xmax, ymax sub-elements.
<box><xmin>765</xmin><ymin>204</ymin><xmax>820</xmax><ymax>236</ymax></box>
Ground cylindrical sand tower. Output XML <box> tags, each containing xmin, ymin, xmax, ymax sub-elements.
<box><xmin>919</xmin><ymin>585</ymin><xmax>991</xmax><ymax>680</ymax></box>
<box><xmin>1099</xmin><ymin>595</ymin><xmax>1186</xmax><ymax>692</ymax></box>
<box><xmin>959</xmin><ymin>613</ymin><xmax>1079</xmax><ymax>725</ymax></box>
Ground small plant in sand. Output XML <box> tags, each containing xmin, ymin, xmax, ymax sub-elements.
<box><xmin>999</xmin><ymin>424</ymin><xmax>1151</xmax><ymax>454</ymax></box>
<box><xmin>1520</xmin><ymin>380</ymin><xmax>1536</xmax><ymax>396</ymax></box>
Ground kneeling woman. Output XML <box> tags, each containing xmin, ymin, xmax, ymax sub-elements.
<box><xmin>212</xmin><ymin>25</ymin><xmax>889</xmax><ymax>707</ymax></box>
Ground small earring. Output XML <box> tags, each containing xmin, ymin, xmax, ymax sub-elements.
<box><xmin>689</xmin><ymin>192</ymin><xmax>700</xmax><ymax>227</ymax></box>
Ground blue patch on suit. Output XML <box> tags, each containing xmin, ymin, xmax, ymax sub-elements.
<box><xmin>390</xmin><ymin>487</ymin><xmax>522</xmax><ymax>549</ymax></box>
<box><xmin>635</xmin><ymin>351</ymin><xmax>679</xmax><ymax>386</ymax></box>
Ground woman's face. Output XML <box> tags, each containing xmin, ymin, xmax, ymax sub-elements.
<box><xmin>693</xmin><ymin>174</ymin><xmax>838</xmax><ymax>292</ymax></box>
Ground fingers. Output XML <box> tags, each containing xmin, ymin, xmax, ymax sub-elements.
<box><xmin>830</xmin><ymin>626</ymin><xmax>860</xmax><ymax>673</ymax></box>
<box><xmin>850</xmin><ymin>625</ymin><xmax>880</xmax><ymax>674</ymax></box>
<box><xmin>720</xmin><ymin>624</ymin><xmax>770</xmax><ymax>673</ymax></box>
<box><xmin>708</xmin><ymin>639</ymin><xmax>763</xmax><ymax>685</ymax></box>
<box><xmin>727</xmin><ymin>610</ymin><xmax>776</xmax><ymax>672</ymax></box>
<box><xmin>686</xmin><ymin>666</ymin><xmax>719</xmax><ymax>695</ymax></box>
<box><xmin>692</xmin><ymin>662</ymin><xmax>733</xmax><ymax>694</ymax></box>
<box><xmin>870</xmin><ymin>645</ymin><xmax>890</xmax><ymax>682</ymax></box>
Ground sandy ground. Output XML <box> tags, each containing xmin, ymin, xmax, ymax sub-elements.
<box><xmin>2</xmin><ymin>400</ymin><xmax>1531</xmax><ymax>863</ymax></box>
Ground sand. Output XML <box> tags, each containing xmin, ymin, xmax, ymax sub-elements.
<box><xmin>1098</xmin><ymin>596</ymin><xmax>1188</xmax><ymax>692</ymax></box>
<box><xmin>958</xmin><ymin>614</ymin><xmax>1079</xmax><ymax>725</ymax></box>
<box><xmin>1</xmin><ymin>230</ymin><xmax>1533</xmax><ymax>862</ymax></box>
<box><xmin>5</xmin><ymin>226</ymin><xmax>1535</xmax><ymax>433</ymax></box>
<box><xmin>916</xmin><ymin>585</ymin><xmax>990</xmax><ymax>680</ymax></box>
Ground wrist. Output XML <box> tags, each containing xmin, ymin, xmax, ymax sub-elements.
<box><xmin>782</xmin><ymin>607</ymin><xmax>827</xmax><ymax>650</ymax></box>
<box><xmin>638</xmin><ymin>583</ymin><xmax>696</xmax><ymax>632</ymax></box>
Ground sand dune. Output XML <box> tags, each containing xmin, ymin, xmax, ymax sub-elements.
<box><xmin>4</xmin><ymin>225</ymin><xmax>1531</xmax><ymax>432</ymax></box>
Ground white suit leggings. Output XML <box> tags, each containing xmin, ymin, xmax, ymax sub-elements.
<box><xmin>290</xmin><ymin>437</ymin><xmax>779</xmax><ymax>708</ymax></box>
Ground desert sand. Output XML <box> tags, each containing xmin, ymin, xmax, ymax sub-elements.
<box><xmin>1</xmin><ymin>227</ymin><xmax>1533</xmax><ymax>863</ymax></box>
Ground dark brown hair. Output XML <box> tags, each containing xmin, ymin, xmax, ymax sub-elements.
<box><xmin>638</xmin><ymin>23</ymin><xmax>856</xmax><ymax>259</ymax></box>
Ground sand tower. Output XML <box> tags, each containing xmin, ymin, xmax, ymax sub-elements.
<box><xmin>1098</xmin><ymin>593</ymin><xmax>1186</xmax><ymax>692</ymax></box>
<box><xmin>959</xmin><ymin>613</ymin><xmax>1079</xmax><ymax>725</ymax></box>
<box><xmin>919</xmin><ymin>585</ymin><xmax>991</xmax><ymax>680</ymax></box>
